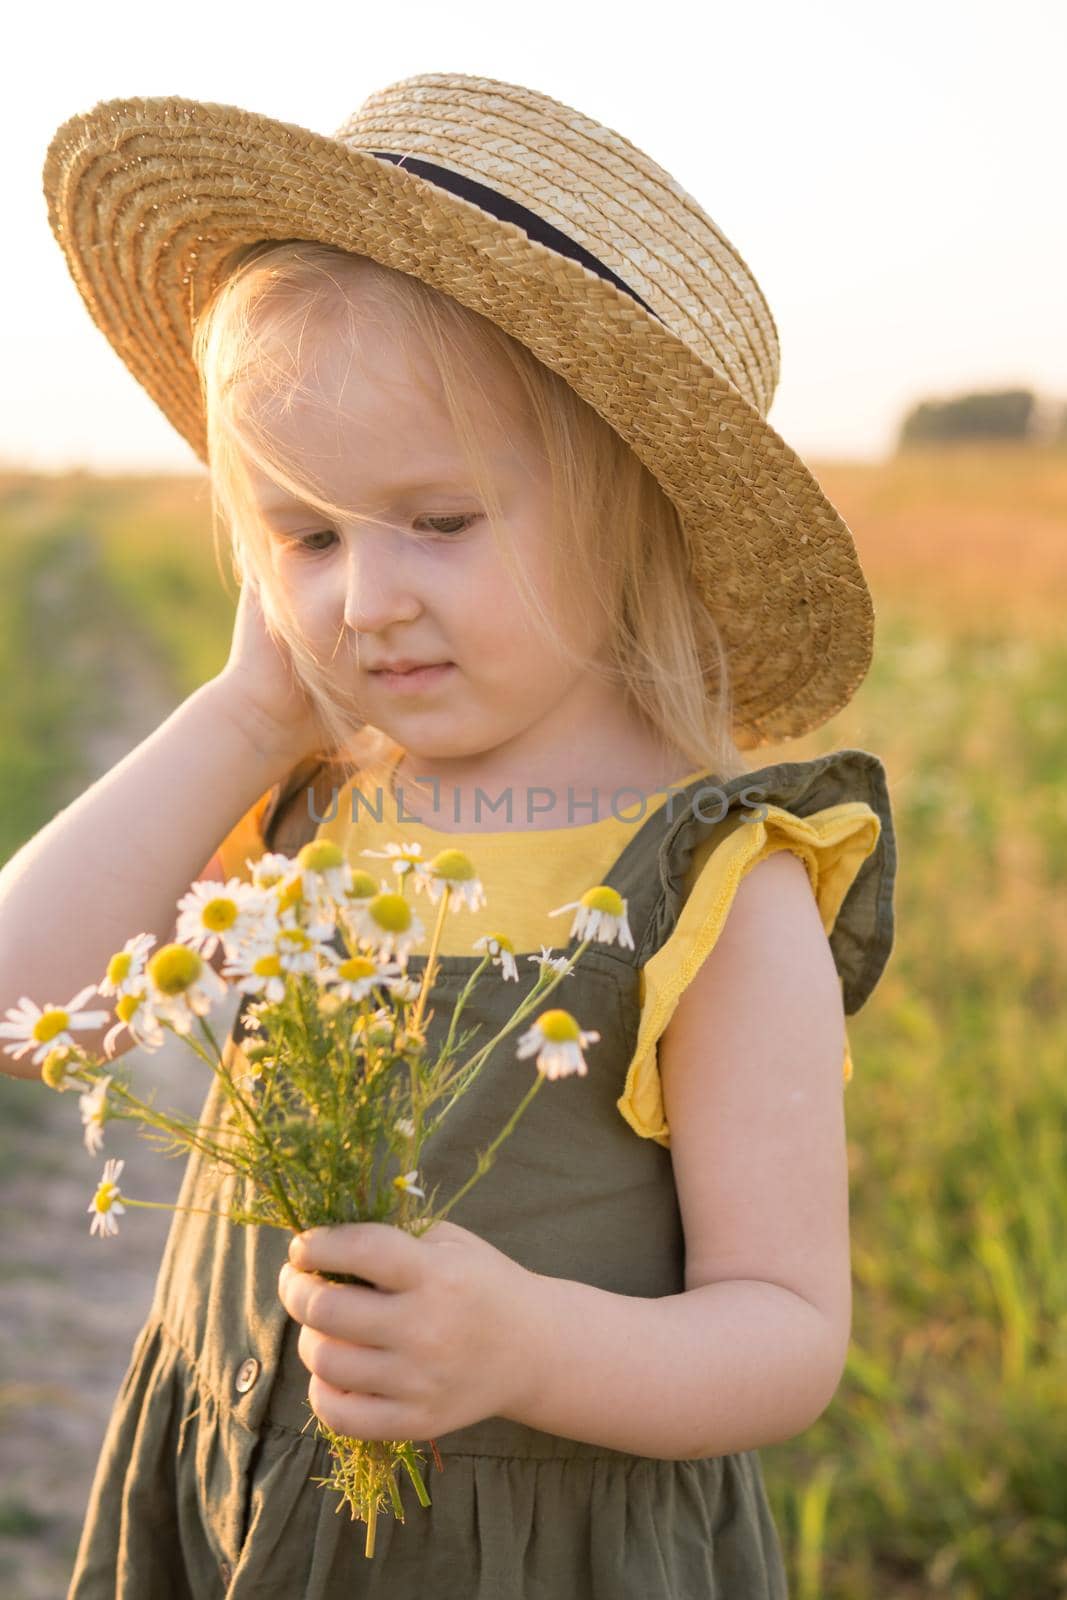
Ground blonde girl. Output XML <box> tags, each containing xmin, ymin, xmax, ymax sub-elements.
<box><xmin>5</xmin><ymin>72</ymin><xmax>896</xmax><ymax>1597</ymax></box>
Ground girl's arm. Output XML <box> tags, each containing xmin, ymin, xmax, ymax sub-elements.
<box><xmin>0</xmin><ymin>680</ymin><xmax>304</xmax><ymax>1079</ymax></box>
<box><xmin>502</xmin><ymin>849</ymin><xmax>853</xmax><ymax>1459</ymax></box>
<box><xmin>0</xmin><ymin>580</ymin><xmax>322</xmax><ymax>1080</ymax></box>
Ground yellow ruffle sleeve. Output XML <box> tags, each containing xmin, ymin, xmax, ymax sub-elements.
<box><xmin>616</xmin><ymin>801</ymin><xmax>884</xmax><ymax>1150</ymax></box>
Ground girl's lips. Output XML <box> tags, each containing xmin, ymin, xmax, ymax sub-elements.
<box><xmin>371</xmin><ymin>662</ymin><xmax>455</xmax><ymax>693</ymax></box>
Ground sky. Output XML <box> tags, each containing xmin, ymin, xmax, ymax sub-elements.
<box><xmin>2</xmin><ymin>0</ymin><xmax>1063</xmax><ymax>473</ymax></box>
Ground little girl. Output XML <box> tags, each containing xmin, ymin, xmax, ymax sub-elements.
<box><xmin>16</xmin><ymin>72</ymin><xmax>897</xmax><ymax>1597</ymax></box>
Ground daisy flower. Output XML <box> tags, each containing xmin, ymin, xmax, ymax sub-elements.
<box><xmin>247</xmin><ymin>854</ymin><xmax>332</xmax><ymax>934</ymax></box>
<box><xmin>250</xmin><ymin>851</ymin><xmax>301</xmax><ymax>892</ymax></box>
<box><xmin>79</xmin><ymin>1073</ymin><xmax>114</xmax><ymax>1156</ymax></box>
<box><xmin>223</xmin><ymin>948</ymin><xmax>288</xmax><ymax>1005</ymax></box>
<box><xmin>473</xmin><ymin>933</ymin><xmax>519</xmax><ymax>982</ymax></box>
<box><xmin>394</xmin><ymin>1116</ymin><xmax>416</xmax><ymax>1140</ymax></box>
<box><xmin>96</xmin><ymin>933</ymin><xmax>157</xmax><ymax>999</ymax></box>
<box><xmin>348</xmin><ymin>891</ymin><xmax>425</xmax><ymax>963</ymax></box>
<box><xmin>219</xmin><ymin>915</ymin><xmax>331</xmax><ymax>998</ymax></box>
<box><xmin>548</xmin><ymin>885</ymin><xmax>634</xmax><ymax>949</ymax></box>
<box><xmin>87</xmin><ymin>1157</ymin><xmax>126</xmax><ymax>1239</ymax></box>
<box><xmin>289</xmin><ymin>840</ymin><xmax>353</xmax><ymax>926</ymax></box>
<box><xmin>526</xmin><ymin>946</ymin><xmax>573</xmax><ymax>977</ymax></box>
<box><xmin>386</xmin><ymin>974</ymin><xmax>421</xmax><ymax>1002</ymax></box>
<box><xmin>516</xmin><ymin>1009</ymin><xmax>600</xmax><ymax>1080</ymax></box>
<box><xmin>40</xmin><ymin>1046</ymin><xmax>80</xmax><ymax>1093</ymax></box>
<box><xmin>0</xmin><ymin>986</ymin><xmax>110</xmax><ymax>1068</ymax></box>
<box><xmin>176</xmin><ymin>878</ymin><xmax>262</xmax><ymax>961</ymax></box>
<box><xmin>392</xmin><ymin>1169</ymin><xmax>426</xmax><ymax>1199</ymax></box>
<box><xmin>417</xmin><ymin>849</ymin><xmax>486</xmax><ymax>914</ymax></box>
<box><xmin>144</xmin><ymin>944</ymin><xmax>228</xmax><ymax>1036</ymax></box>
<box><xmin>361</xmin><ymin>841</ymin><xmax>428</xmax><ymax>883</ymax></box>
<box><xmin>102</xmin><ymin>988</ymin><xmax>168</xmax><ymax>1059</ymax></box>
<box><xmin>318</xmin><ymin>948</ymin><xmax>408</xmax><ymax>1004</ymax></box>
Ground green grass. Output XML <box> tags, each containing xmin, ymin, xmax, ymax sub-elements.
<box><xmin>0</xmin><ymin>471</ymin><xmax>232</xmax><ymax>859</ymax></box>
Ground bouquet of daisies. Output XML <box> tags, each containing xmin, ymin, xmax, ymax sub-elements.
<box><xmin>0</xmin><ymin>833</ymin><xmax>633</xmax><ymax>1557</ymax></box>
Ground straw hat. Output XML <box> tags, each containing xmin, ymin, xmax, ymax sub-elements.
<box><xmin>41</xmin><ymin>71</ymin><xmax>875</xmax><ymax>749</ymax></box>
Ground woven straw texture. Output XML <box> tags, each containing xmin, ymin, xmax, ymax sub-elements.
<box><xmin>41</xmin><ymin>71</ymin><xmax>876</xmax><ymax>748</ymax></box>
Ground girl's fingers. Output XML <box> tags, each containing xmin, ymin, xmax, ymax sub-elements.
<box><xmin>289</xmin><ymin>1221</ymin><xmax>423</xmax><ymax>1292</ymax></box>
<box><xmin>298</xmin><ymin>1328</ymin><xmax>420</xmax><ymax>1417</ymax></box>
<box><xmin>306</xmin><ymin>1372</ymin><xmax>421</xmax><ymax>1445</ymax></box>
<box><xmin>278</xmin><ymin>1263</ymin><xmax>392</xmax><ymax>1346</ymax></box>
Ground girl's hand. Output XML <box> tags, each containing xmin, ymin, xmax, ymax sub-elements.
<box><xmin>215</xmin><ymin>575</ymin><xmax>324</xmax><ymax>768</ymax></box>
<box><xmin>277</xmin><ymin>1219</ymin><xmax>539</xmax><ymax>1443</ymax></box>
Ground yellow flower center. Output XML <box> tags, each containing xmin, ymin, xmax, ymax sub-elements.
<box><xmin>278</xmin><ymin>927</ymin><xmax>313</xmax><ymax>954</ymax></box>
<box><xmin>430</xmin><ymin>848</ymin><xmax>476</xmax><ymax>883</ymax></box>
<box><xmin>41</xmin><ymin>1047</ymin><xmax>74</xmax><ymax>1088</ymax></box>
<box><xmin>580</xmin><ymin>885</ymin><xmax>625</xmax><ymax>917</ymax></box>
<box><xmin>147</xmin><ymin>944</ymin><xmax>203</xmax><ymax>995</ymax></box>
<box><xmin>536</xmin><ymin>1008</ymin><xmax>582</xmax><ymax>1042</ymax></box>
<box><xmin>338</xmin><ymin>955</ymin><xmax>378</xmax><ymax>982</ymax></box>
<box><xmin>346</xmin><ymin>871</ymin><xmax>378</xmax><ymax>900</ymax></box>
<box><xmin>116</xmin><ymin>992</ymin><xmax>142</xmax><ymax>1023</ymax></box>
<box><xmin>93</xmin><ymin>1181</ymin><xmax>120</xmax><ymax>1214</ymax></box>
<box><xmin>297</xmin><ymin>840</ymin><xmax>345</xmax><ymax>874</ymax></box>
<box><xmin>200</xmin><ymin>896</ymin><xmax>239</xmax><ymax>933</ymax></box>
<box><xmin>106</xmin><ymin>951</ymin><xmax>133</xmax><ymax>985</ymax></box>
<box><xmin>369</xmin><ymin>892</ymin><xmax>413</xmax><ymax>934</ymax></box>
<box><xmin>32</xmin><ymin>1008</ymin><xmax>69</xmax><ymax>1043</ymax></box>
<box><xmin>252</xmin><ymin>952</ymin><xmax>284</xmax><ymax>978</ymax></box>
<box><xmin>486</xmin><ymin>931</ymin><xmax>515</xmax><ymax>953</ymax></box>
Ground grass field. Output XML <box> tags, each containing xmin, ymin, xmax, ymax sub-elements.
<box><xmin>0</xmin><ymin>445</ymin><xmax>1065</xmax><ymax>1597</ymax></box>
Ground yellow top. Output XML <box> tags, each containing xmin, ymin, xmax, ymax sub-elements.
<box><xmin>213</xmin><ymin>755</ymin><xmax>883</xmax><ymax>1149</ymax></box>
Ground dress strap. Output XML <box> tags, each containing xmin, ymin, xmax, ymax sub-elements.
<box><xmin>605</xmin><ymin>747</ymin><xmax>897</xmax><ymax>1015</ymax></box>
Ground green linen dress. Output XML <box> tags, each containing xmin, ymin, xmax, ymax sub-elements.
<box><xmin>66</xmin><ymin>748</ymin><xmax>896</xmax><ymax>1599</ymax></box>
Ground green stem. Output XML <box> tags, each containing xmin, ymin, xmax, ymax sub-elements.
<box><xmin>101</xmin><ymin>1077</ymin><xmax>253</xmax><ymax>1174</ymax></box>
<box><xmin>427</xmin><ymin>940</ymin><xmax>593</xmax><ymax>1130</ymax></box>
<box><xmin>439</xmin><ymin>955</ymin><xmax>491</xmax><ymax>1059</ymax></box>
<box><xmin>410</xmin><ymin>883</ymin><xmax>450</xmax><ymax>1038</ymax></box>
<box><xmin>118</xmin><ymin>1197</ymin><xmax>238</xmax><ymax>1220</ymax></box>
<box><xmin>422</xmin><ymin>1071</ymin><xmax>546</xmax><ymax>1229</ymax></box>
<box><xmin>195</xmin><ymin>1014</ymin><xmax>304</xmax><ymax>1234</ymax></box>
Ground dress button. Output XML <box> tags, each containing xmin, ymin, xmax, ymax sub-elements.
<box><xmin>234</xmin><ymin>1355</ymin><xmax>260</xmax><ymax>1393</ymax></box>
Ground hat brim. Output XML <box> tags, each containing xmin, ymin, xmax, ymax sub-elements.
<box><xmin>42</xmin><ymin>96</ymin><xmax>874</xmax><ymax>747</ymax></box>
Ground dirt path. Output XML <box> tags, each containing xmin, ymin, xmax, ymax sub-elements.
<box><xmin>0</xmin><ymin>992</ymin><xmax>243</xmax><ymax>1599</ymax></box>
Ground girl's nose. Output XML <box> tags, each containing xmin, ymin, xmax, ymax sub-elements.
<box><xmin>340</xmin><ymin>528</ymin><xmax>420</xmax><ymax>633</ymax></box>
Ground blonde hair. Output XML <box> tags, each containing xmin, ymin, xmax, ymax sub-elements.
<box><xmin>191</xmin><ymin>238</ymin><xmax>751</xmax><ymax>791</ymax></box>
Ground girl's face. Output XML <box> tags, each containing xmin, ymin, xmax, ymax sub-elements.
<box><xmin>242</xmin><ymin>312</ymin><xmax>642</xmax><ymax>785</ymax></box>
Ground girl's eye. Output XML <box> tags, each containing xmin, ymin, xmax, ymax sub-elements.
<box><xmin>415</xmin><ymin>515</ymin><xmax>483</xmax><ymax>540</ymax></box>
<box><xmin>290</xmin><ymin>514</ymin><xmax>478</xmax><ymax>554</ymax></box>
<box><xmin>294</xmin><ymin>529</ymin><xmax>337</xmax><ymax>554</ymax></box>
<box><xmin>414</xmin><ymin>513</ymin><xmax>480</xmax><ymax>537</ymax></box>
